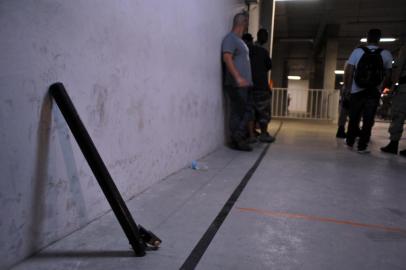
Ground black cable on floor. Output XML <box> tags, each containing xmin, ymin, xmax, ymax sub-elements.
<box><xmin>179</xmin><ymin>139</ymin><xmax>275</xmax><ymax>269</ymax></box>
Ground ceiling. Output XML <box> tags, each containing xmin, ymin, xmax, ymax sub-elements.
<box><xmin>272</xmin><ymin>0</ymin><xmax>406</xmax><ymax>85</ymax></box>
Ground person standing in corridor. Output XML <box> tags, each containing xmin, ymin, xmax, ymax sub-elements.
<box><xmin>222</xmin><ymin>12</ymin><xmax>254</xmax><ymax>151</ymax></box>
<box><xmin>343</xmin><ymin>29</ymin><xmax>393</xmax><ymax>153</ymax></box>
<box><xmin>381</xmin><ymin>43</ymin><xmax>406</xmax><ymax>157</ymax></box>
<box><xmin>249</xmin><ymin>28</ymin><xmax>275</xmax><ymax>143</ymax></box>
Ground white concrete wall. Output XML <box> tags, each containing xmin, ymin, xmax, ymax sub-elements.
<box><xmin>0</xmin><ymin>1</ymin><xmax>246</xmax><ymax>268</ymax></box>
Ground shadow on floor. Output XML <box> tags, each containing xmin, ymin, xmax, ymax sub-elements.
<box><xmin>36</xmin><ymin>250</ymin><xmax>135</xmax><ymax>258</ymax></box>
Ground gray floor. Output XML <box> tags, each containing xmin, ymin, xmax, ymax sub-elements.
<box><xmin>11</xmin><ymin>120</ymin><xmax>406</xmax><ymax>270</ymax></box>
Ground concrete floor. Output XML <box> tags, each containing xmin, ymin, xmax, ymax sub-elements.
<box><xmin>10</xmin><ymin>120</ymin><xmax>406</xmax><ymax>270</ymax></box>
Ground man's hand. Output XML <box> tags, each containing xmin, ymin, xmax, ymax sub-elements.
<box><xmin>236</xmin><ymin>76</ymin><xmax>249</xmax><ymax>87</ymax></box>
<box><xmin>343</xmin><ymin>88</ymin><xmax>351</xmax><ymax>97</ymax></box>
<box><xmin>223</xmin><ymin>53</ymin><xmax>250</xmax><ymax>88</ymax></box>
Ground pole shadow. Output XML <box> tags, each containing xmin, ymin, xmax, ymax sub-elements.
<box><xmin>36</xmin><ymin>250</ymin><xmax>135</xmax><ymax>258</ymax></box>
<box><xmin>29</xmin><ymin>93</ymin><xmax>53</xmax><ymax>252</ymax></box>
<box><xmin>29</xmin><ymin>90</ymin><xmax>89</xmax><ymax>255</ymax></box>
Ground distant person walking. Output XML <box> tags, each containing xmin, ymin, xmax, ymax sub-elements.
<box><xmin>222</xmin><ymin>12</ymin><xmax>253</xmax><ymax>151</ymax></box>
<box><xmin>336</xmin><ymin>62</ymin><xmax>350</xmax><ymax>139</ymax></box>
<box><xmin>381</xmin><ymin>43</ymin><xmax>406</xmax><ymax>157</ymax></box>
<box><xmin>343</xmin><ymin>29</ymin><xmax>393</xmax><ymax>153</ymax></box>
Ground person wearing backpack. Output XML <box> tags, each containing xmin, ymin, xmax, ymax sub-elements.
<box><xmin>343</xmin><ymin>29</ymin><xmax>393</xmax><ymax>153</ymax></box>
<box><xmin>380</xmin><ymin>43</ymin><xmax>406</xmax><ymax>157</ymax></box>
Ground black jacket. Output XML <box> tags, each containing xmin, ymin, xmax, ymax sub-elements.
<box><xmin>248</xmin><ymin>43</ymin><xmax>272</xmax><ymax>91</ymax></box>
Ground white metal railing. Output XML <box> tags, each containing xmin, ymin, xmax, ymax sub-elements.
<box><xmin>271</xmin><ymin>88</ymin><xmax>340</xmax><ymax>121</ymax></box>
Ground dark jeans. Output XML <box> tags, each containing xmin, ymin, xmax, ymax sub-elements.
<box><xmin>225</xmin><ymin>86</ymin><xmax>253</xmax><ymax>142</ymax></box>
<box><xmin>338</xmin><ymin>99</ymin><xmax>349</xmax><ymax>128</ymax></box>
<box><xmin>253</xmin><ymin>89</ymin><xmax>272</xmax><ymax>131</ymax></box>
<box><xmin>389</xmin><ymin>86</ymin><xmax>406</xmax><ymax>141</ymax></box>
<box><xmin>346</xmin><ymin>89</ymin><xmax>380</xmax><ymax>149</ymax></box>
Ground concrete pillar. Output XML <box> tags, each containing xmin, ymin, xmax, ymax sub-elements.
<box><xmin>310</xmin><ymin>60</ymin><xmax>325</xmax><ymax>89</ymax></box>
<box><xmin>248</xmin><ymin>3</ymin><xmax>260</xmax><ymax>37</ymax></box>
<box><xmin>259</xmin><ymin>0</ymin><xmax>275</xmax><ymax>56</ymax></box>
<box><xmin>323</xmin><ymin>38</ymin><xmax>339</xmax><ymax>122</ymax></box>
<box><xmin>271</xmin><ymin>42</ymin><xmax>286</xmax><ymax>88</ymax></box>
<box><xmin>323</xmin><ymin>38</ymin><xmax>338</xmax><ymax>90</ymax></box>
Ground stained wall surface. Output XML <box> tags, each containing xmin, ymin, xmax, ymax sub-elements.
<box><xmin>0</xmin><ymin>1</ymin><xmax>245</xmax><ymax>268</ymax></box>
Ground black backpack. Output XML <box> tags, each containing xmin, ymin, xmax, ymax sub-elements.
<box><xmin>354</xmin><ymin>46</ymin><xmax>384</xmax><ymax>88</ymax></box>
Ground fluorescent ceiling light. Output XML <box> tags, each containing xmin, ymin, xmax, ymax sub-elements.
<box><xmin>360</xmin><ymin>38</ymin><xmax>396</xmax><ymax>43</ymax></box>
<box><xmin>335</xmin><ymin>70</ymin><xmax>344</xmax><ymax>75</ymax></box>
<box><xmin>339</xmin><ymin>82</ymin><xmax>344</xmax><ymax>85</ymax></box>
<box><xmin>380</xmin><ymin>38</ymin><xmax>397</xmax><ymax>42</ymax></box>
<box><xmin>288</xmin><ymin>76</ymin><xmax>301</xmax><ymax>80</ymax></box>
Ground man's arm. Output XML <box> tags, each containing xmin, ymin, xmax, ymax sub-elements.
<box><xmin>266</xmin><ymin>56</ymin><xmax>272</xmax><ymax>71</ymax></box>
<box><xmin>223</xmin><ymin>52</ymin><xmax>249</xmax><ymax>87</ymax></box>
<box><xmin>393</xmin><ymin>47</ymin><xmax>405</xmax><ymax>83</ymax></box>
<box><xmin>264</xmin><ymin>48</ymin><xmax>272</xmax><ymax>71</ymax></box>
<box><xmin>382</xmin><ymin>69</ymin><xmax>393</xmax><ymax>90</ymax></box>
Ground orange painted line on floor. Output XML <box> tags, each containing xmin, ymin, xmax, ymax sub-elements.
<box><xmin>237</xmin><ymin>207</ymin><xmax>406</xmax><ymax>234</ymax></box>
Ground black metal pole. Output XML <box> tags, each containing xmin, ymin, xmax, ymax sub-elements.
<box><xmin>49</xmin><ymin>82</ymin><xmax>145</xmax><ymax>256</ymax></box>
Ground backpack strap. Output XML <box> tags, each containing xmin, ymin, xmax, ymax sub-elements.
<box><xmin>358</xmin><ymin>46</ymin><xmax>383</xmax><ymax>54</ymax></box>
<box><xmin>375</xmin><ymin>48</ymin><xmax>383</xmax><ymax>54</ymax></box>
<box><xmin>358</xmin><ymin>46</ymin><xmax>370</xmax><ymax>53</ymax></box>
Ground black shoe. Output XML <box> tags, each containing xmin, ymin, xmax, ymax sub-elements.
<box><xmin>345</xmin><ymin>139</ymin><xmax>354</xmax><ymax>148</ymax></box>
<box><xmin>236</xmin><ymin>140</ymin><xmax>253</xmax><ymax>151</ymax></box>
<box><xmin>230</xmin><ymin>140</ymin><xmax>253</xmax><ymax>152</ymax></box>
<box><xmin>247</xmin><ymin>137</ymin><xmax>258</xmax><ymax>144</ymax></box>
<box><xmin>357</xmin><ymin>147</ymin><xmax>370</xmax><ymax>154</ymax></box>
<box><xmin>380</xmin><ymin>141</ymin><xmax>398</xmax><ymax>155</ymax></box>
<box><xmin>399</xmin><ymin>149</ymin><xmax>406</xmax><ymax>157</ymax></box>
<box><xmin>258</xmin><ymin>133</ymin><xmax>275</xmax><ymax>143</ymax></box>
<box><xmin>336</xmin><ymin>126</ymin><xmax>346</xmax><ymax>139</ymax></box>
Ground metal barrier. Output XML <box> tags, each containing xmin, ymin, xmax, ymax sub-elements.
<box><xmin>271</xmin><ymin>88</ymin><xmax>340</xmax><ymax>121</ymax></box>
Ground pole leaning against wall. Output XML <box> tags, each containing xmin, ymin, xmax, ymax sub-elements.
<box><xmin>49</xmin><ymin>82</ymin><xmax>161</xmax><ymax>256</ymax></box>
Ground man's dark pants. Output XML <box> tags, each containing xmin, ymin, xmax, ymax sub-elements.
<box><xmin>338</xmin><ymin>100</ymin><xmax>349</xmax><ymax>128</ymax></box>
<box><xmin>225</xmin><ymin>86</ymin><xmax>253</xmax><ymax>142</ymax></box>
<box><xmin>253</xmin><ymin>89</ymin><xmax>272</xmax><ymax>131</ymax></box>
<box><xmin>346</xmin><ymin>89</ymin><xmax>380</xmax><ymax>149</ymax></box>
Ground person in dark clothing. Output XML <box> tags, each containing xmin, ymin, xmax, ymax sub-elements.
<box><xmin>381</xmin><ymin>43</ymin><xmax>406</xmax><ymax>157</ymax></box>
<box><xmin>247</xmin><ymin>29</ymin><xmax>275</xmax><ymax>143</ymax></box>
<box><xmin>242</xmin><ymin>33</ymin><xmax>260</xmax><ymax>142</ymax></box>
<box><xmin>336</xmin><ymin>85</ymin><xmax>350</xmax><ymax>138</ymax></box>
<box><xmin>344</xmin><ymin>29</ymin><xmax>393</xmax><ymax>153</ymax></box>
